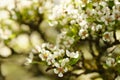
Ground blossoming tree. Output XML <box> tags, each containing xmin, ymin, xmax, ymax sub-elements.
<box><xmin>29</xmin><ymin>0</ymin><xmax>120</xmax><ymax>80</ymax></box>
<box><xmin>0</xmin><ymin>0</ymin><xmax>120</xmax><ymax>80</ymax></box>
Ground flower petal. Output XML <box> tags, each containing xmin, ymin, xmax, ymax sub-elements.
<box><xmin>58</xmin><ymin>72</ymin><xmax>63</xmax><ymax>77</ymax></box>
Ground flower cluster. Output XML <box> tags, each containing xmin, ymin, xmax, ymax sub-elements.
<box><xmin>56</xmin><ymin>31</ymin><xmax>75</xmax><ymax>48</ymax></box>
<box><xmin>47</xmin><ymin>0</ymin><xmax>120</xmax><ymax>79</ymax></box>
<box><xmin>49</xmin><ymin>0</ymin><xmax>120</xmax><ymax>43</ymax></box>
<box><xmin>23</xmin><ymin>0</ymin><xmax>120</xmax><ymax>79</ymax></box>
<box><xmin>0</xmin><ymin>27</ymin><xmax>12</xmax><ymax>40</ymax></box>
<box><xmin>32</xmin><ymin>43</ymin><xmax>80</xmax><ymax>77</ymax></box>
<box><xmin>0</xmin><ymin>0</ymin><xmax>55</xmax><ymax>58</ymax></box>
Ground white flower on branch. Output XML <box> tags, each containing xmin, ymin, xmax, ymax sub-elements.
<box><xmin>25</xmin><ymin>52</ymin><xmax>33</xmax><ymax>65</ymax></box>
<box><xmin>79</xmin><ymin>28</ymin><xmax>89</xmax><ymax>39</ymax></box>
<box><xmin>53</xmin><ymin>58</ymin><xmax>69</xmax><ymax>77</ymax></box>
<box><xmin>53</xmin><ymin>49</ymin><xmax>64</xmax><ymax>58</ymax></box>
<box><xmin>39</xmin><ymin>49</ymin><xmax>52</xmax><ymax>61</ymax></box>
<box><xmin>106</xmin><ymin>57</ymin><xmax>116</xmax><ymax>67</ymax></box>
<box><xmin>102</xmin><ymin>32</ymin><xmax>115</xmax><ymax>42</ymax></box>
<box><xmin>46</xmin><ymin>54</ymin><xmax>55</xmax><ymax>65</ymax></box>
<box><xmin>66</xmin><ymin>50</ymin><xmax>79</xmax><ymax>58</ymax></box>
<box><xmin>96</xmin><ymin>24</ymin><xmax>103</xmax><ymax>31</ymax></box>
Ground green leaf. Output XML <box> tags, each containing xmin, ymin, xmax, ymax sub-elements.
<box><xmin>116</xmin><ymin>56</ymin><xmax>120</xmax><ymax>63</ymax></box>
<box><xmin>86</xmin><ymin>2</ymin><xmax>93</xmax><ymax>9</ymax></box>
<box><xmin>67</xmin><ymin>26</ymin><xmax>79</xmax><ymax>37</ymax></box>
<box><xmin>69</xmin><ymin>56</ymin><xmax>81</xmax><ymax>66</ymax></box>
<box><xmin>9</xmin><ymin>34</ymin><xmax>16</xmax><ymax>39</ymax></box>
<box><xmin>87</xmin><ymin>17</ymin><xmax>95</xmax><ymax>22</ymax></box>
<box><xmin>108</xmin><ymin>0</ymin><xmax>114</xmax><ymax>9</ymax></box>
<box><xmin>115</xmin><ymin>20</ymin><xmax>120</xmax><ymax>29</ymax></box>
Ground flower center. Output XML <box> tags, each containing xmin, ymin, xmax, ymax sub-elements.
<box><xmin>104</xmin><ymin>33</ymin><xmax>110</xmax><ymax>39</ymax></box>
<box><xmin>43</xmin><ymin>53</ymin><xmax>48</xmax><ymax>59</ymax></box>
<box><xmin>58</xmin><ymin>67</ymin><xmax>64</xmax><ymax>72</ymax></box>
<box><xmin>82</xmin><ymin>31</ymin><xmax>87</xmax><ymax>36</ymax></box>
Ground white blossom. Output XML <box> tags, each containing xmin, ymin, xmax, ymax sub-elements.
<box><xmin>115</xmin><ymin>76</ymin><xmax>120</xmax><ymax>80</ymax></box>
<box><xmin>0</xmin><ymin>46</ymin><xmax>12</xmax><ymax>57</ymax></box>
<box><xmin>79</xmin><ymin>28</ymin><xmax>89</xmax><ymax>39</ymax></box>
<box><xmin>66</xmin><ymin>50</ymin><xmax>79</xmax><ymax>58</ymax></box>
<box><xmin>102</xmin><ymin>32</ymin><xmax>114</xmax><ymax>42</ymax></box>
<box><xmin>0</xmin><ymin>28</ymin><xmax>12</xmax><ymax>40</ymax></box>
<box><xmin>106</xmin><ymin>57</ymin><xmax>115</xmax><ymax>67</ymax></box>
<box><xmin>46</xmin><ymin>54</ymin><xmax>55</xmax><ymax>65</ymax></box>
<box><xmin>53</xmin><ymin>58</ymin><xmax>69</xmax><ymax>77</ymax></box>
<box><xmin>39</xmin><ymin>49</ymin><xmax>52</xmax><ymax>61</ymax></box>
<box><xmin>25</xmin><ymin>53</ymin><xmax>34</xmax><ymax>65</ymax></box>
<box><xmin>53</xmin><ymin>49</ymin><xmax>64</xmax><ymax>58</ymax></box>
<box><xmin>96</xmin><ymin>24</ymin><xmax>103</xmax><ymax>31</ymax></box>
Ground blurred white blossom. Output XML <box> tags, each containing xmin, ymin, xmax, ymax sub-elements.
<box><xmin>0</xmin><ymin>46</ymin><xmax>12</xmax><ymax>57</ymax></box>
